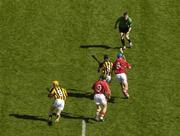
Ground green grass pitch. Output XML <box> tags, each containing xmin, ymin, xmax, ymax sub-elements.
<box><xmin>0</xmin><ymin>0</ymin><xmax>179</xmax><ymax>136</ymax></box>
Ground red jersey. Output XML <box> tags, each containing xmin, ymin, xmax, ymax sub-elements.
<box><xmin>113</xmin><ymin>58</ymin><xmax>131</xmax><ymax>74</ymax></box>
<box><xmin>92</xmin><ymin>80</ymin><xmax>111</xmax><ymax>95</ymax></box>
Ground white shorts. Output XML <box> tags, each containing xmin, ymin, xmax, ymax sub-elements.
<box><xmin>53</xmin><ymin>99</ymin><xmax>65</xmax><ymax>111</ymax></box>
<box><xmin>116</xmin><ymin>73</ymin><xmax>128</xmax><ymax>84</ymax></box>
<box><xmin>94</xmin><ymin>94</ymin><xmax>107</xmax><ymax>105</ymax></box>
<box><xmin>106</xmin><ymin>75</ymin><xmax>112</xmax><ymax>83</ymax></box>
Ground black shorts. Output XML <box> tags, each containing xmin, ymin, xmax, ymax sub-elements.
<box><xmin>119</xmin><ymin>27</ymin><xmax>129</xmax><ymax>33</ymax></box>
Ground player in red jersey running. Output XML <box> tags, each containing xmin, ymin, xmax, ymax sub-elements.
<box><xmin>92</xmin><ymin>77</ymin><xmax>111</xmax><ymax>121</ymax></box>
<box><xmin>113</xmin><ymin>53</ymin><xmax>131</xmax><ymax>98</ymax></box>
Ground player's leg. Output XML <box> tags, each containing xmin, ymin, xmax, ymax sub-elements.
<box><xmin>55</xmin><ymin>108</ymin><xmax>62</xmax><ymax>123</ymax></box>
<box><xmin>120</xmin><ymin>47</ymin><xmax>124</xmax><ymax>54</ymax></box>
<box><xmin>121</xmin><ymin>73</ymin><xmax>129</xmax><ymax>98</ymax></box>
<box><xmin>99</xmin><ymin>94</ymin><xmax>107</xmax><ymax>121</ymax></box>
<box><xmin>120</xmin><ymin>82</ymin><xmax>123</xmax><ymax>92</ymax></box>
<box><xmin>120</xmin><ymin>82</ymin><xmax>129</xmax><ymax>98</ymax></box>
<box><xmin>125</xmin><ymin>32</ymin><xmax>133</xmax><ymax>47</ymax></box>
<box><xmin>122</xmin><ymin>82</ymin><xmax>129</xmax><ymax>98</ymax></box>
<box><xmin>55</xmin><ymin>100</ymin><xmax>64</xmax><ymax>123</ymax></box>
<box><xmin>120</xmin><ymin>32</ymin><xmax>126</xmax><ymax>50</ymax></box>
<box><xmin>116</xmin><ymin>73</ymin><xmax>129</xmax><ymax>98</ymax></box>
<box><xmin>48</xmin><ymin>105</ymin><xmax>56</xmax><ymax>122</ymax></box>
<box><xmin>116</xmin><ymin>74</ymin><xmax>125</xmax><ymax>96</ymax></box>
<box><xmin>99</xmin><ymin>104</ymin><xmax>107</xmax><ymax>121</ymax></box>
<box><xmin>95</xmin><ymin>104</ymin><xmax>101</xmax><ymax>121</ymax></box>
<box><xmin>94</xmin><ymin>94</ymin><xmax>101</xmax><ymax>121</ymax></box>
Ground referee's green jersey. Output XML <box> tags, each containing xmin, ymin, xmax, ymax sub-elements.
<box><xmin>115</xmin><ymin>16</ymin><xmax>132</xmax><ymax>29</ymax></box>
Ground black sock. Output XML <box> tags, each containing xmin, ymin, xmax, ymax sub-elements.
<box><xmin>127</xmin><ymin>39</ymin><xmax>131</xmax><ymax>43</ymax></box>
<box><xmin>121</xmin><ymin>39</ymin><xmax>125</xmax><ymax>46</ymax></box>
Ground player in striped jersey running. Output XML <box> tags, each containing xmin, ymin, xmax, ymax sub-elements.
<box><xmin>98</xmin><ymin>55</ymin><xmax>113</xmax><ymax>83</ymax></box>
<box><xmin>48</xmin><ymin>80</ymin><xmax>68</xmax><ymax>123</ymax></box>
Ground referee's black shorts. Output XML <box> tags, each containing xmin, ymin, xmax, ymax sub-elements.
<box><xmin>119</xmin><ymin>27</ymin><xmax>129</xmax><ymax>33</ymax></box>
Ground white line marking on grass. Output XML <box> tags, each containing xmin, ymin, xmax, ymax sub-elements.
<box><xmin>82</xmin><ymin>120</ymin><xmax>86</xmax><ymax>136</ymax></box>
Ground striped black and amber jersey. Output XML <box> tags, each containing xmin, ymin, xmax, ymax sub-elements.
<box><xmin>48</xmin><ymin>87</ymin><xmax>68</xmax><ymax>101</ymax></box>
<box><xmin>99</xmin><ymin>61</ymin><xmax>113</xmax><ymax>77</ymax></box>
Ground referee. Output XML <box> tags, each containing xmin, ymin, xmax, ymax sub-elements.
<box><xmin>115</xmin><ymin>12</ymin><xmax>133</xmax><ymax>50</ymax></box>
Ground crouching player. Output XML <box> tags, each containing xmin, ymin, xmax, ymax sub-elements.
<box><xmin>48</xmin><ymin>80</ymin><xmax>68</xmax><ymax>123</ymax></box>
<box><xmin>113</xmin><ymin>53</ymin><xmax>131</xmax><ymax>98</ymax></box>
<box><xmin>98</xmin><ymin>55</ymin><xmax>113</xmax><ymax>83</ymax></box>
<box><xmin>92</xmin><ymin>77</ymin><xmax>111</xmax><ymax>121</ymax></box>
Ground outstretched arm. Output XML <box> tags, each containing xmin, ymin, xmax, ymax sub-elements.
<box><xmin>128</xmin><ymin>27</ymin><xmax>132</xmax><ymax>33</ymax></box>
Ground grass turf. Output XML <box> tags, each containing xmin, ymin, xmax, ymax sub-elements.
<box><xmin>0</xmin><ymin>0</ymin><xmax>179</xmax><ymax>136</ymax></box>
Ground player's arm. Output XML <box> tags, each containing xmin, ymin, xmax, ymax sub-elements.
<box><xmin>104</xmin><ymin>83</ymin><xmax>111</xmax><ymax>99</ymax></box>
<box><xmin>62</xmin><ymin>88</ymin><xmax>68</xmax><ymax>97</ymax></box>
<box><xmin>125</xmin><ymin>61</ymin><xmax>131</xmax><ymax>69</ymax></box>
<box><xmin>92</xmin><ymin>83</ymin><xmax>96</xmax><ymax>95</ymax></box>
<box><xmin>128</xmin><ymin>27</ymin><xmax>132</xmax><ymax>33</ymax></box>
<box><xmin>92</xmin><ymin>83</ymin><xmax>95</xmax><ymax>90</ymax></box>
<box><xmin>62</xmin><ymin>88</ymin><xmax>68</xmax><ymax>101</ymax></box>
<box><xmin>48</xmin><ymin>88</ymin><xmax>55</xmax><ymax>98</ymax></box>
<box><xmin>127</xmin><ymin>18</ymin><xmax>132</xmax><ymax>33</ymax></box>
<box><xmin>98</xmin><ymin>62</ymin><xmax>103</xmax><ymax>73</ymax></box>
<box><xmin>114</xmin><ymin>17</ymin><xmax>120</xmax><ymax>29</ymax></box>
<box><xmin>106</xmin><ymin>90</ymin><xmax>111</xmax><ymax>100</ymax></box>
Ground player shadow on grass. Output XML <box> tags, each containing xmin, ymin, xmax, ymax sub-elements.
<box><xmin>9</xmin><ymin>112</ymin><xmax>94</xmax><ymax>125</ymax></box>
<box><xmin>61</xmin><ymin>112</ymin><xmax>94</xmax><ymax>123</ymax></box>
<box><xmin>9</xmin><ymin>114</ymin><xmax>48</xmax><ymax>122</ymax></box>
<box><xmin>80</xmin><ymin>45</ymin><xmax>119</xmax><ymax>49</ymax></box>
<box><xmin>68</xmin><ymin>88</ymin><xmax>94</xmax><ymax>100</ymax></box>
<box><xmin>68</xmin><ymin>88</ymin><xmax>116</xmax><ymax>103</ymax></box>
